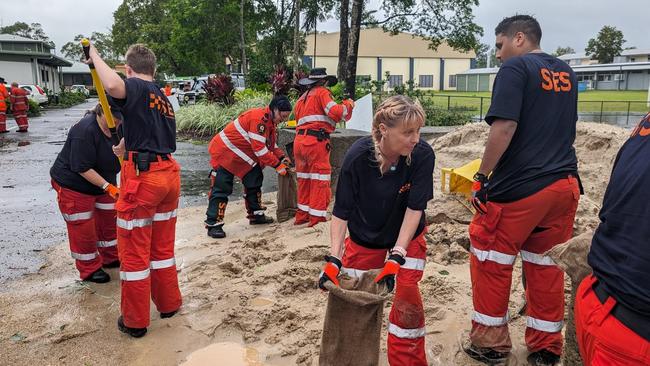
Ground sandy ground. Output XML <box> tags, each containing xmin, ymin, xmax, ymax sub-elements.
<box><xmin>0</xmin><ymin>122</ymin><xmax>631</xmax><ymax>366</ymax></box>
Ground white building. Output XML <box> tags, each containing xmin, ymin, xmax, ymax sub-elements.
<box><xmin>0</xmin><ymin>34</ymin><xmax>71</xmax><ymax>92</ymax></box>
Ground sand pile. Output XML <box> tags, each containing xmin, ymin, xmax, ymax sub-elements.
<box><xmin>0</xmin><ymin>121</ymin><xmax>631</xmax><ymax>366</ymax></box>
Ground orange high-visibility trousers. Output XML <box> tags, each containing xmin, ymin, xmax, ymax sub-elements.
<box><xmin>294</xmin><ymin>132</ymin><xmax>331</xmax><ymax>226</ymax></box>
<box><xmin>575</xmin><ymin>275</ymin><xmax>650</xmax><ymax>366</ymax></box>
<box><xmin>116</xmin><ymin>155</ymin><xmax>182</xmax><ymax>329</ymax></box>
<box><xmin>341</xmin><ymin>231</ymin><xmax>428</xmax><ymax>366</ymax></box>
<box><xmin>52</xmin><ymin>180</ymin><xmax>118</xmax><ymax>279</ymax></box>
<box><xmin>469</xmin><ymin>176</ymin><xmax>580</xmax><ymax>355</ymax></box>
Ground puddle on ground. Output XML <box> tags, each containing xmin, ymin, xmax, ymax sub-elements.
<box><xmin>181</xmin><ymin>342</ymin><xmax>267</xmax><ymax>366</ymax></box>
<box><xmin>250</xmin><ymin>296</ymin><xmax>274</xmax><ymax>307</ymax></box>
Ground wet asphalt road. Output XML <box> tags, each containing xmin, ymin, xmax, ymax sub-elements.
<box><xmin>0</xmin><ymin>99</ymin><xmax>277</xmax><ymax>284</ymax></box>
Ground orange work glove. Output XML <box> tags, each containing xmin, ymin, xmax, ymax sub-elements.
<box><xmin>471</xmin><ymin>172</ymin><xmax>489</xmax><ymax>215</ymax></box>
<box><xmin>275</xmin><ymin>163</ymin><xmax>288</xmax><ymax>176</ymax></box>
<box><xmin>319</xmin><ymin>255</ymin><xmax>342</xmax><ymax>291</ymax></box>
<box><xmin>374</xmin><ymin>253</ymin><xmax>405</xmax><ymax>293</ymax></box>
<box><xmin>104</xmin><ymin>183</ymin><xmax>120</xmax><ymax>200</ymax></box>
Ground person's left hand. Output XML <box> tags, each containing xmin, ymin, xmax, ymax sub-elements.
<box><xmin>281</xmin><ymin>156</ymin><xmax>292</xmax><ymax>167</ymax></box>
<box><xmin>374</xmin><ymin>253</ymin><xmax>405</xmax><ymax>293</ymax></box>
<box><xmin>112</xmin><ymin>138</ymin><xmax>125</xmax><ymax>158</ymax></box>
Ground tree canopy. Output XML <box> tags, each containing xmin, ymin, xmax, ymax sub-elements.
<box><xmin>0</xmin><ymin>22</ymin><xmax>55</xmax><ymax>48</ymax></box>
<box><xmin>586</xmin><ymin>26</ymin><xmax>625</xmax><ymax>64</ymax></box>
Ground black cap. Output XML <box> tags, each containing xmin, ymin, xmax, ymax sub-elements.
<box><xmin>269</xmin><ymin>95</ymin><xmax>292</xmax><ymax>112</ymax></box>
<box><xmin>298</xmin><ymin>68</ymin><xmax>338</xmax><ymax>86</ymax></box>
<box><xmin>0</xmin><ymin>77</ymin><xmax>5</xmax><ymax>83</ymax></box>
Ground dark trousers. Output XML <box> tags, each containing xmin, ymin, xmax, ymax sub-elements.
<box><xmin>205</xmin><ymin>166</ymin><xmax>264</xmax><ymax>226</ymax></box>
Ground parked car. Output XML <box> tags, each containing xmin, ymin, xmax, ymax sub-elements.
<box><xmin>70</xmin><ymin>85</ymin><xmax>90</xmax><ymax>97</ymax></box>
<box><xmin>231</xmin><ymin>73</ymin><xmax>246</xmax><ymax>91</ymax></box>
<box><xmin>176</xmin><ymin>77</ymin><xmax>207</xmax><ymax>105</ymax></box>
<box><xmin>19</xmin><ymin>84</ymin><xmax>48</xmax><ymax>105</ymax></box>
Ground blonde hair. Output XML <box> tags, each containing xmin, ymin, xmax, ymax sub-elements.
<box><xmin>371</xmin><ymin>95</ymin><xmax>426</xmax><ymax>173</ymax></box>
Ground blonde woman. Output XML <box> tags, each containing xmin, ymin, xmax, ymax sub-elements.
<box><xmin>319</xmin><ymin>95</ymin><xmax>435</xmax><ymax>365</ymax></box>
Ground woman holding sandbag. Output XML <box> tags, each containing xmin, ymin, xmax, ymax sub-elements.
<box><xmin>318</xmin><ymin>95</ymin><xmax>435</xmax><ymax>366</ymax></box>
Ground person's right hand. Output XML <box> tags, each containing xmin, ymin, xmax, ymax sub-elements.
<box><xmin>112</xmin><ymin>138</ymin><xmax>125</xmax><ymax>158</ymax></box>
<box><xmin>319</xmin><ymin>255</ymin><xmax>342</xmax><ymax>291</ymax></box>
<box><xmin>275</xmin><ymin>163</ymin><xmax>288</xmax><ymax>176</ymax></box>
<box><xmin>345</xmin><ymin>98</ymin><xmax>355</xmax><ymax>109</ymax></box>
<box><xmin>104</xmin><ymin>183</ymin><xmax>120</xmax><ymax>200</ymax></box>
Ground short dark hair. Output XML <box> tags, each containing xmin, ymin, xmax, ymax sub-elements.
<box><xmin>495</xmin><ymin>15</ymin><xmax>542</xmax><ymax>45</ymax></box>
<box><xmin>125</xmin><ymin>44</ymin><xmax>157</xmax><ymax>76</ymax></box>
<box><xmin>269</xmin><ymin>95</ymin><xmax>292</xmax><ymax>112</ymax></box>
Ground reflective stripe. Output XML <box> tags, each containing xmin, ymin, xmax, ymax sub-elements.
<box><xmin>71</xmin><ymin>251</ymin><xmax>98</xmax><ymax>261</ymax></box>
<box><xmin>342</xmin><ymin>105</ymin><xmax>349</xmax><ymax>119</ymax></box>
<box><xmin>220</xmin><ymin>131</ymin><xmax>257</xmax><ymax>167</ymax></box>
<box><xmin>153</xmin><ymin>210</ymin><xmax>177</xmax><ymax>221</ymax></box>
<box><xmin>296</xmin><ymin>172</ymin><xmax>331</xmax><ymax>181</ymax></box>
<box><xmin>340</xmin><ymin>267</ymin><xmax>382</xmax><ymax>278</ymax></box>
<box><xmin>211</xmin><ymin>170</ymin><xmax>217</xmax><ymax>177</ymax></box>
<box><xmin>470</xmin><ymin>245</ymin><xmax>516</xmax><ymax>265</ymax></box>
<box><xmin>297</xmin><ymin>203</ymin><xmax>327</xmax><ymax>217</ymax></box>
<box><xmin>309</xmin><ymin>208</ymin><xmax>327</xmax><ymax>217</ymax></box>
<box><xmin>402</xmin><ymin>257</ymin><xmax>426</xmax><ymax>271</ymax></box>
<box><xmin>233</xmin><ymin>118</ymin><xmax>251</xmax><ymax>142</ymax></box>
<box><xmin>95</xmin><ymin>202</ymin><xmax>115</xmax><ymax>210</ymax></box>
<box><xmin>248</xmin><ymin>132</ymin><xmax>266</xmax><ymax>143</ymax></box>
<box><xmin>472</xmin><ymin>311</ymin><xmax>510</xmax><ymax>326</ymax></box>
<box><xmin>253</xmin><ymin>210</ymin><xmax>265</xmax><ymax>215</ymax></box>
<box><xmin>526</xmin><ymin>317</ymin><xmax>564</xmax><ymax>333</ymax></box>
<box><xmin>324</xmin><ymin>101</ymin><xmax>337</xmax><ymax>115</ymax></box>
<box><xmin>117</xmin><ymin>217</ymin><xmax>153</xmax><ymax>230</ymax></box>
<box><xmin>97</xmin><ymin>239</ymin><xmax>117</xmax><ymax>248</ymax></box>
<box><xmin>387</xmin><ymin>322</ymin><xmax>426</xmax><ymax>339</ymax></box>
<box><xmin>150</xmin><ymin>257</ymin><xmax>176</xmax><ymax>270</ymax></box>
<box><xmin>520</xmin><ymin>250</ymin><xmax>556</xmax><ymax>266</ymax></box>
<box><xmin>297</xmin><ymin>114</ymin><xmax>336</xmax><ymax>126</ymax></box>
<box><xmin>254</xmin><ymin>146</ymin><xmax>270</xmax><ymax>157</ymax></box>
<box><xmin>62</xmin><ymin>211</ymin><xmax>93</xmax><ymax>222</ymax></box>
<box><xmin>119</xmin><ymin>268</ymin><xmax>150</xmax><ymax>281</ymax></box>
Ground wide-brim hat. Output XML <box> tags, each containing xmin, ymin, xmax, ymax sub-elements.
<box><xmin>298</xmin><ymin>67</ymin><xmax>338</xmax><ymax>86</ymax></box>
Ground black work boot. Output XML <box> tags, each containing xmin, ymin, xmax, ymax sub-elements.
<box><xmin>527</xmin><ymin>349</ymin><xmax>560</xmax><ymax>366</ymax></box>
<box><xmin>84</xmin><ymin>268</ymin><xmax>110</xmax><ymax>283</ymax></box>
<box><xmin>117</xmin><ymin>316</ymin><xmax>147</xmax><ymax>338</ymax></box>
<box><xmin>463</xmin><ymin>343</ymin><xmax>509</xmax><ymax>365</ymax></box>
<box><xmin>249</xmin><ymin>214</ymin><xmax>274</xmax><ymax>225</ymax></box>
<box><xmin>207</xmin><ymin>224</ymin><xmax>226</xmax><ymax>238</ymax></box>
<box><xmin>160</xmin><ymin>309</ymin><xmax>178</xmax><ymax>319</ymax></box>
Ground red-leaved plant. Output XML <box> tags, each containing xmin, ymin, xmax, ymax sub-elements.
<box><xmin>270</xmin><ymin>65</ymin><xmax>291</xmax><ymax>96</ymax></box>
<box><xmin>205</xmin><ymin>74</ymin><xmax>235</xmax><ymax>105</ymax></box>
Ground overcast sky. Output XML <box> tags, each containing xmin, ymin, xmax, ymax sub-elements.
<box><xmin>1</xmin><ymin>0</ymin><xmax>648</xmax><ymax>56</ymax></box>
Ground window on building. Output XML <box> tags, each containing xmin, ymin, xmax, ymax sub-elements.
<box><xmin>388</xmin><ymin>75</ymin><xmax>403</xmax><ymax>88</ymax></box>
<box><xmin>576</xmin><ymin>74</ymin><xmax>594</xmax><ymax>82</ymax></box>
<box><xmin>449</xmin><ymin>75</ymin><xmax>457</xmax><ymax>88</ymax></box>
<box><xmin>630</xmin><ymin>57</ymin><xmax>636</xmax><ymax>62</ymax></box>
<box><xmin>419</xmin><ymin>75</ymin><xmax>434</xmax><ymax>88</ymax></box>
<box><xmin>596</xmin><ymin>72</ymin><xmax>624</xmax><ymax>82</ymax></box>
<box><xmin>356</xmin><ymin>75</ymin><xmax>371</xmax><ymax>87</ymax></box>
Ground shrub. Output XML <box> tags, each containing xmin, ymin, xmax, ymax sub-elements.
<box><xmin>176</xmin><ymin>94</ymin><xmax>271</xmax><ymax>137</ymax></box>
<box><xmin>270</xmin><ymin>65</ymin><xmax>291</xmax><ymax>96</ymax></box>
<box><xmin>204</xmin><ymin>74</ymin><xmax>235</xmax><ymax>105</ymax></box>
<box><xmin>6</xmin><ymin>99</ymin><xmax>42</xmax><ymax>117</ymax></box>
<box><xmin>420</xmin><ymin>101</ymin><xmax>473</xmax><ymax>126</ymax></box>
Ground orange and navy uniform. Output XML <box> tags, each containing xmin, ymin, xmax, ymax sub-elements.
<box><xmin>208</xmin><ymin>106</ymin><xmax>285</xmax><ymax>179</ymax></box>
<box><xmin>0</xmin><ymin>83</ymin><xmax>8</xmax><ymax>132</ymax></box>
<box><xmin>293</xmin><ymin>86</ymin><xmax>353</xmax><ymax>226</ymax></box>
<box><xmin>469</xmin><ymin>52</ymin><xmax>580</xmax><ymax>356</ymax></box>
<box><xmin>575</xmin><ymin>112</ymin><xmax>650</xmax><ymax>365</ymax></box>
<box><xmin>9</xmin><ymin>86</ymin><xmax>29</xmax><ymax>131</ymax></box>
<box><xmin>114</xmin><ymin>77</ymin><xmax>181</xmax><ymax>329</ymax></box>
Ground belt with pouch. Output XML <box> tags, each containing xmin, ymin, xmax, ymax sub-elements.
<box><xmin>297</xmin><ymin>128</ymin><xmax>330</xmax><ymax>141</ymax></box>
<box><xmin>124</xmin><ymin>151</ymin><xmax>170</xmax><ymax>174</ymax></box>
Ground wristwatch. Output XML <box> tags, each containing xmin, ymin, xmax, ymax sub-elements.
<box><xmin>473</xmin><ymin>172</ymin><xmax>488</xmax><ymax>183</ymax></box>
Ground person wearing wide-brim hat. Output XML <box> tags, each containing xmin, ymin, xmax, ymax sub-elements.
<box><xmin>292</xmin><ymin>67</ymin><xmax>355</xmax><ymax>227</ymax></box>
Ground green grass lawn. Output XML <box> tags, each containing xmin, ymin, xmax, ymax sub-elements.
<box><xmin>418</xmin><ymin>90</ymin><xmax>649</xmax><ymax>114</ymax></box>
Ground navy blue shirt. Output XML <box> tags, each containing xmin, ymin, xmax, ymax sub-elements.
<box><xmin>333</xmin><ymin>137</ymin><xmax>435</xmax><ymax>249</ymax></box>
<box><xmin>115</xmin><ymin>77</ymin><xmax>176</xmax><ymax>154</ymax></box>
<box><xmin>485</xmin><ymin>52</ymin><xmax>579</xmax><ymax>202</ymax></box>
<box><xmin>589</xmin><ymin>112</ymin><xmax>650</xmax><ymax>317</ymax></box>
<box><xmin>50</xmin><ymin>113</ymin><xmax>121</xmax><ymax>195</ymax></box>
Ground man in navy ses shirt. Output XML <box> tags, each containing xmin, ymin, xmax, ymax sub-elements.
<box><xmin>465</xmin><ymin>15</ymin><xmax>580</xmax><ymax>365</ymax></box>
